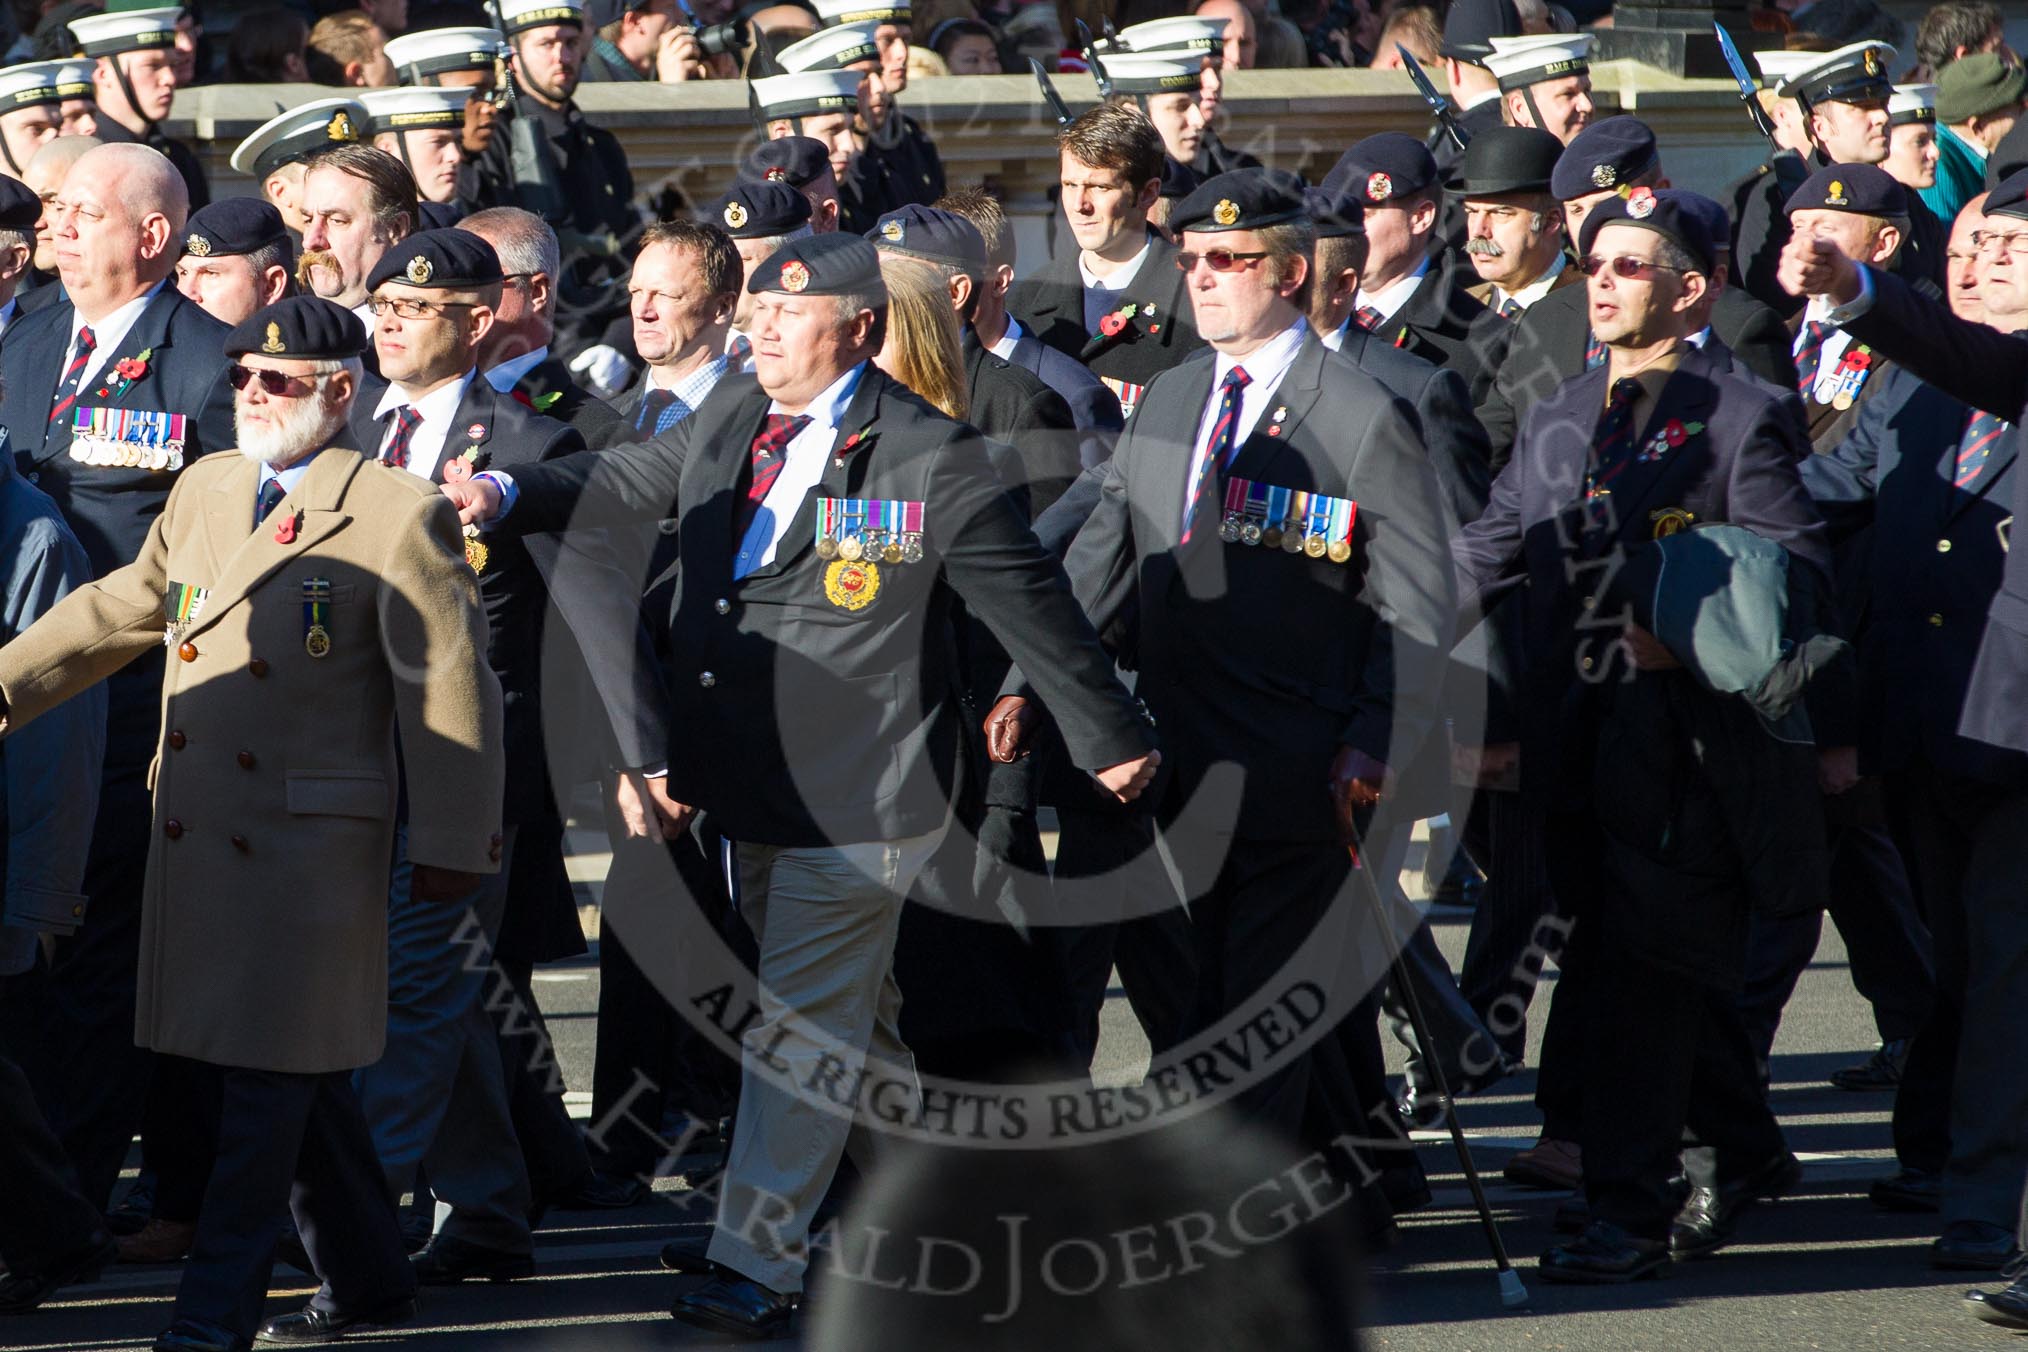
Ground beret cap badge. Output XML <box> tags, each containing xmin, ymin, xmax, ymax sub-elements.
<box><xmin>186</xmin><ymin>233</ymin><xmax>211</xmax><ymax>257</ymax></box>
<box><xmin>724</xmin><ymin>200</ymin><xmax>749</xmax><ymax>229</ymax></box>
<box><xmin>1591</xmin><ymin>162</ymin><xmax>1616</xmax><ymax>188</ymax></box>
<box><xmin>1825</xmin><ymin>179</ymin><xmax>1848</xmax><ymax>206</ymax></box>
<box><xmin>1212</xmin><ymin>198</ymin><xmax>1239</xmax><ymax>226</ymax></box>
<box><xmin>406</xmin><ymin>254</ymin><xmax>433</xmax><ymax>284</ymax></box>
<box><xmin>764</xmin><ymin>166</ymin><xmax>787</xmax><ymax>181</ymax></box>
<box><xmin>880</xmin><ymin>217</ymin><xmax>904</xmax><ymax>241</ymax></box>
<box><xmin>780</xmin><ymin>259</ymin><xmax>811</xmax><ymax>293</ymax></box>
<box><xmin>1367</xmin><ymin>172</ymin><xmax>1392</xmax><ymax>202</ymax></box>
<box><xmin>261</xmin><ymin>322</ymin><xmax>285</xmax><ymax>354</ymax></box>
<box><xmin>1626</xmin><ymin>185</ymin><xmax>1656</xmax><ymax>219</ymax></box>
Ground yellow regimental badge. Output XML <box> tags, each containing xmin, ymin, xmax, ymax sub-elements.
<box><xmin>824</xmin><ymin>558</ymin><xmax>879</xmax><ymax>610</ymax></box>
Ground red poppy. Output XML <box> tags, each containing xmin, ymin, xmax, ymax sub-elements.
<box><xmin>1099</xmin><ymin>312</ymin><xmax>1127</xmax><ymax>337</ymax></box>
<box><xmin>274</xmin><ymin>512</ymin><xmax>297</xmax><ymax>544</ymax></box>
<box><xmin>115</xmin><ymin>357</ymin><xmax>147</xmax><ymax>381</ymax></box>
<box><xmin>1664</xmin><ymin>420</ymin><xmax>1687</xmax><ymax>448</ymax></box>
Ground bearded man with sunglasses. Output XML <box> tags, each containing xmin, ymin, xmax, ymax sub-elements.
<box><xmin>0</xmin><ymin>295</ymin><xmax>502</xmax><ymax>1352</ymax></box>
<box><xmin>1455</xmin><ymin>188</ymin><xmax>1835</xmax><ymax>1285</ymax></box>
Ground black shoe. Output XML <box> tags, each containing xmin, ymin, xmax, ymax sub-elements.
<box><xmin>1670</xmin><ymin>1152</ymin><xmax>1804</xmax><ymax>1259</ymax></box>
<box><xmin>1540</xmin><ymin>1221</ymin><xmax>1671</xmax><ymax>1284</ymax></box>
<box><xmin>1869</xmin><ymin>1168</ymin><xmax>1942</xmax><ymax>1214</ymax></box>
<box><xmin>1932</xmin><ymin>1220</ymin><xmax>2023</xmax><ymax>1271</ymax></box>
<box><xmin>1829</xmin><ymin>1039</ymin><xmax>1908</xmax><ymax>1091</ymax></box>
<box><xmin>1968</xmin><ymin>1265</ymin><xmax>2028</xmax><ymax>1330</ymax></box>
<box><xmin>255</xmin><ymin>1297</ymin><xmax>417</xmax><ymax>1344</ymax></box>
<box><xmin>550</xmin><ymin>1170</ymin><xmax>648</xmax><ymax>1211</ymax></box>
<box><xmin>411</xmin><ymin>1236</ymin><xmax>533</xmax><ymax>1285</ymax></box>
<box><xmin>153</xmin><ymin>1319</ymin><xmax>248</xmax><ymax>1352</ymax></box>
<box><xmin>670</xmin><ymin>1274</ymin><xmax>797</xmax><ymax>1341</ymax></box>
<box><xmin>659</xmin><ymin>1230</ymin><xmax>716</xmax><ymax>1275</ymax></box>
<box><xmin>0</xmin><ymin>1232</ymin><xmax>116</xmax><ymax>1314</ymax></box>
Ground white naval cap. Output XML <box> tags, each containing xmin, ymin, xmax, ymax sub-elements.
<box><xmin>492</xmin><ymin>0</ymin><xmax>585</xmax><ymax>37</ymax></box>
<box><xmin>228</xmin><ymin>97</ymin><xmax>367</xmax><ymax>178</ymax></box>
<box><xmin>1483</xmin><ymin>32</ymin><xmax>1593</xmax><ymax>92</ymax></box>
<box><xmin>775</xmin><ymin>23</ymin><xmax>879</xmax><ymax>73</ymax></box>
<box><xmin>1774</xmin><ymin>40</ymin><xmax>1897</xmax><ymax>106</ymax></box>
<box><xmin>1888</xmin><ymin>82</ymin><xmax>1937</xmax><ymax>126</ymax></box>
<box><xmin>1751</xmin><ymin>48</ymin><xmax>1818</xmax><ymax>89</ymax></box>
<box><xmin>1101</xmin><ymin>49</ymin><xmax>1206</xmax><ymax>95</ymax></box>
<box><xmin>1113</xmin><ymin>16</ymin><xmax>1226</xmax><ymax>55</ymax></box>
<box><xmin>384</xmin><ymin>26</ymin><xmax>507</xmax><ymax>80</ymax></box>
<box><xmin>361</xmin><ymin>85</ymin><xmax>471</xmax><ymax>134</ymax></box>
<box><xmin>0</xmin><ymin>61</ymin><xmax>64</xmax><ymax>111</ymax></box>
<box><xmin>809</xmin><ymin>0</ymin><xmax>908</xmax><ymax>28</ymax></box>
<box><xmin>67</xmin><ymin>5</ymin><xmax>183</xmax><ymax>58</ymax></box>
<box><xmin>753</xmin><ymin>69</ymin><xmax>863</xmax><ymax>120</ymax></box>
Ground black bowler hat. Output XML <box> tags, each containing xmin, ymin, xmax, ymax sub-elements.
<box><xmin>1304</xmin><ymin>185</ymin><xmax>1364</xmax><ymax>238</ymax></box>
<box><xmin>1326</xmin><ymin>134</ymin><xmax>1438</xmax><ymax>205</ymax></box>
<box><xmin>740</xmin><ymin>136</ymin><xmax>832</xmax><ymax>189</ymax></box>
<box><xmin>1783</xmin><ymin>163</ymin><xmax>1909</xmax><ymax>219</ymax></box>
<box><xmin>1985</xmin><ymin>167</ymin><xmax>2028</xmax><ymax>222</ymax></box>
<box><xmin>1439</xmin><ymin>0</ymin><xmax>1520</xmax><ymax>63</ymax></box>
<box><xmin>1551</xmin><ymin>114</ymin><xmax>1660</xmax><ymax>200</ymax></box>
<box><xmin>224</xmin><ymin>296</ymin><xmax>370</xmax><ymax>360</ymax></box>
<box><xmin>184</xmin><ymin>198</ymin><xmax>289</xmax><ymax>259</ymax></box>
<box><xmin>747</xmin><ymin>232</ymin><xmax>887</xmax><ymax>298</ymax></box>
<box><xmin>366</xmin><ymin>228</ymin><xmax>505</xmax><ymax>291</ymax></box>
<box><xmin>1170</xmin><ymin>167</ymin><xmax>1307</xmax><ymax>234</ymax></box>
<box><xmin>867</xmin><ymin>203</ymin><xmax>987</xmax><ymax>271</ymax></box>
<box><xmin>1458</xmin><ymin>125</ymin><xmax>1564</xmax><ymax>198</ymax></box>
<box><xmin>710</xmin><ymin>180</ymin><xmax>813</xmax><ymax>240</ymax></box>
<box><xmin>0</xmin><ymin>175</ymin><xmax>39</xmax><ymax>230</ymax></box>
<box><xmin>1578</xmin><ymin>187</ymin><xmax>1721</xmax><ymax>275</ymax></box>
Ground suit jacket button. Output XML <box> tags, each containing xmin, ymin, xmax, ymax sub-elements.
<box><xmin>237</xmin><ymin>750</ymin><xmax>256</xmax><ymax>769</ymax></box>
<box><xmin>71</xmin><ymin>904</ymin><xmax>83</xmax><ymax>917</ymax></box>
<box><xmin>168</xmin><ymin>730</ymin><xmax>186</xmax><ymax>750</ymax></box>
<box><xmin>26</xmin><ymin>472</ymin><xmax>36</xmax><ymax>483</ymax></box>
<box><xmin>249</xmin><ymin>658</ymin><xmax>269</xmax><ymax>677</ymax></box>
<box><xmin>1929</xmin><ymin>613</ymin><xmax>1945</xmax><ymax>627</ymax></box>
<box><xmin>231</xmin><ymin>834</ymin><xmax>250</xmax><ymax>853</ymax></box>
<box><xmin>177</xmin><ymin>641</ymin><xmax>197</xmax><ymax>662</ymax></box>
<box><xmin>1937</xmin><ymin>539</ymin><xmax>1952</xmax><ymax>553</ymax></box>
<box><xmin>715</xmin><ymin>598</ymin><xmax>730</xmax><ymax>614</ymax></box>
<box><xmin>699</xmin><ymin>671</ymin><xmax>716</xmax><ymax>687</ymax></box>
<box><xmin>164</xmin><ymin>819</ymin><xmax>184</xmax><ymax>839</ymax></box>
<box><xmin>1581</xmin><ymin>656</ymin><xmax>1595</xmax><ymax>672</ymax></box>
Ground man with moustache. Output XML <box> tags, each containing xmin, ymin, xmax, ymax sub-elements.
<box><xmin>0</xmin><ymin>293</ymin><xmax>501</xmax><ymax>1352</ymax></box>
<box><xmin>1457</xmin><ymin>127</ymin><xmax>1575</xmax><ymax>320</ymax></box>
<box><xmin>297</xmin><ymin>144</ymin><xmax>420</xmax><ymax>334</ymax></box>
<box><xmin>67</xmin><ymin>6</ymin><xmax>207</xmax><ymax>209</ymax></box>
<box><xmin>0</xmin><ymin>142</ymin><xmax>235</xmax><ymax>1220</ymax></box>
<box><xmin>175</xmin><ymin>199</ymin><xmax>294</xmax><ymax>328</ymax></box>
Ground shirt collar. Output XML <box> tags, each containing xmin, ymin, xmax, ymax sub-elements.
<box><xmin>1354</xmin><ymin>256</ymin><xmax>1429</xmax><ymax>326</ymax></box>
<box><xmin>771</xmin><ymin>360</ymin><xmax>864</xmax><ymax>430</ymax></box>
<box><xmin>1079</xmin><ymin>233</ymin><xmax>1153</xmax><ymax>292</ymax></box>
<box><xmin>377</xmin><ymin>368</ymin><xmax>475</xmax><ymax>426</ymax></box>
<box><xmin>261</xmin><ymin>449</ymin><xmax>323</xmax><ymax>493</ymax></box>
<box><xmin>1213</xmin><ymin>318</ymin><xmax>1308</xmax><ymax>388</ymax></box>
<box><xmin>1496</xmin><ymin>253</ymin><xmax>1567</xmax><ymax>311</ymax></box>
<box><xmin>71</xmin><ymin>278</ymin><xmax>164</xmax><ymax>351</ymax></box>
<box><xmin>484</xmin><ymin>345</ymin><xmax>549</xmax><ymax>393</ymax></box>
<box><xmin>655</xmin><ymin>352</ymin><xmax>731</xmax><ymax>411</ymax></box>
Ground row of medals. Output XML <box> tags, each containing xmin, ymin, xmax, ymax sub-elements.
<box><xmin>72</xmin><ymin>440</ymin><xmax>185</xmax><ymax>470</ymax></box>
<box><xmin>1221</xmin><ymin>513</ymin><xmax>1352</xmax><ymax>563</ymax></box>
<box><xmin>816</xmin><ymin>531</ymin><xmax>924</xmax><ymax>565</ymax></box>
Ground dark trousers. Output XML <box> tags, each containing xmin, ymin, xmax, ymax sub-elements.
<box><xmin>1739</xmin><ymin>819</ymin><xmax>1933</xmax><ymax>1061</ymax></box>
<box><xmin>1895</xmin><ymin>767</ymin><xmax>2028</xmax><ymax>1227</ymax></box>
<box><xmin>1458</xmin><ymin>788</ymin><xmax>1565</xmax><ymax>1065</ymax></box>
<box><xmin>144</xmin><ymin>1055</ymin><xmax>224</xmax><ymax>1223</ymax></box>
<box><xmin>174</xmin><ymin>1066</ymin><xmax>413</xmax><ymax>1344</ymax></box>
<box><xmin>0</xmin><ymin>1035</ymin><xmax>104</xmax><ymax>1273</ymax></box>
<box><xmin>494</xmin><ymin>958</ymin><xmax>595</xmax><ymax>1203</ymax></box>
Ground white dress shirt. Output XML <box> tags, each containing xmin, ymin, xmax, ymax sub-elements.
<box><xmin>986</xmin><ymin>314</ymin><xmax>1027</xmax><ymax>362</ymax></box>
<box><xmin>1353</xmin><ymin>257</ymin><xmax>1429</xmax><ymax>332</ymax></box>
<box><xmin>1180</xmin><ymin>320</ymin><xmax>1308</xmax><ymax>529</ymax></box>
<box><xmin>733</xmin><ymin>361</ymin><xmax>865</xmax><ymax>579</ymax></box>
<box><xmin>67</xmin><ymin>280</ymin><xmax>165</xmax><ymax>391</ymax></box>
<box><xmin>373</xmin><ymin>370</ymin><xmax>477</xmax><ymax>482</ymax></box>
<box><xmin>1490</xmin><ymin>252</ymin><xmax>1568</xmax><ymax>315</ymax></box>
<box><xmin>1794</xmin><ymin>295</ymin><xmax>1855</xmax><ymax>404</ymax></box>
<box><xmin>484</xmin><ymin>344</ymin><xmax>549</xmax><ymax>393</ymax></box>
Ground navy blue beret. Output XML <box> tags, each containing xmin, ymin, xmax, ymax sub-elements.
<box><xmin>184</xmin><ymin>197</ymin><xmax>289</xmax><ymax>258</ymax></box>
<box><xmin>710</xmin><ymin>179</ymin><xmax>813</xmax><ymax>239</ymax></box>
<box><xmin>1578</xmin><ymin>187</ymin><xmax>1721</xmax><ymax>275</ymax></box>
<box><xmin>739</xmin><ymin>136</ymin><xmax>832</xmax><ymax>189</ymax></box>
<box><xmin>1783</xmin><ymin>162</ymin><xmax>1909</xmax><ymax>219</ymax></box>
<box><xmin>1160</xmin><ymin>155</ymin><xmax>1201</xmax><ymax>201</ymax></box>
<box><xmin>224</xmin><ymin>296</ymin><xmax>369</xmax><ymax>360</ymax></box>
<box><xmin>1171</xmin><ymin>167</ymin><xmax>1308</xmax><ymax>234</ymax></box>
<box><xmin>1986</xmin><ymin>167</ymin><xmax>2028</xmax><ymax>222</ymax></box>
<box><xmin>867</xmin><ymin>203</ymin><xmax>987</xmax><ymax>270</ymax></box>
<box><xmin>0</xmin><ymin>174</ymin><xmax>39</xmax><ymax>231</ymax></box>
<box><xmin>1550</xmin><ymin>114</ymin><xmax>1659</xmax><ymax>200</ymax></box>
<box><xmin>747</xmin><ymin>231</ymin><xmax>887</xmax><ymax>298</ymax></box>
<box><xmin>366</xmin><ymin>228</ymin><xmax>504</xmax><ymax>290</ymax></box>
<box><xmin>1305</xmin><ymin>184</ymin><xmax>1365</xmax><ymax>238</ymax></box>
<box><xmin>1326</xmin><ymin>133</ymin><xmax>1438</xmax><ymax>204</ymax></box>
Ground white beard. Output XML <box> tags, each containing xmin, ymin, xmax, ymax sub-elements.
<box><xmin>237</xmin><ymin>392</ymin><xmax>339</xmax><ymax>469</ymax></box>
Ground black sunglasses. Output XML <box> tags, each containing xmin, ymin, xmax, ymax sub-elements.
<box><xmin>1577</xmin><ymin>254</ymin><xmax>1691</xmax><ymax>281</ymax></box>
<box><xmin>1175</xmin><ymin>249</ymin><xmax>1270</xmax><ymax>273</ymax></box>
<box><xmin>227</xmin><ymin>364</ymin><xmax>318</xmax><ymax>396</ymax></box>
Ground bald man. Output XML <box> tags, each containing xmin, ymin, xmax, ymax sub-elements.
<box><xmin>16</xmin><ymin>135</ymin><xmax>98</xmax><ymax>315</ymax></box>
<box><xmin>0</xmin><ymin>140</ymin><xmax>235</xmax><ymax>1216</ymax></box>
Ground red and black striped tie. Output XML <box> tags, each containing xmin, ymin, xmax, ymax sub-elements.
<box><xmin>1180</xmin><ymin>365</ymin><xmax>1250</xmax><ymax>544</ymax></box>
<box><xmin>1956</xmin><ymin>407</ymin><xmax>2011</xmax><ymax>490</ymax></box>
<box><xmin>48</xmin><ymin>324</ymin><xmax>94</xmax><ymax>425</ymax></box>
<box><xmin>734</xmin><ymin>412</ymin><xmax>810</xmax><ymax>541</ymax></box>
<box><xmin>380</xmin><ymin>406</ymin><xmax>421</xmax><ymax>470</ymax></box>
<box><xmin>1354</xmin><ymin>305</ymin><xmax>1384</xmax><ymax>332</ymax></box>
<box><xmin>1793</xmin><ymin>319</ymin><xmax>1834</xmax><ymax>395</ymax></box>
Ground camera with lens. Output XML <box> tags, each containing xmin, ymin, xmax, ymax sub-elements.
<box><xmin>690</xmin><ymin>14</ymin><xmax>749</xmax><ymax>58</ymax></box>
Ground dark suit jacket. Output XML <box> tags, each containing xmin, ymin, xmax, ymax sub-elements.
<box><xmin>1453</xmin><ymin>344</ymin><xmax>1833</xmax><ymax>978</ymax></box>
<box><xmin>1003</xmin><ymin>324</ymin><xmax>1124</xmax><ymax>464</ymax></box>
<box><xmin>504</xmin><ymin>354</ymin><xmax>624</xmax><ymax>450</ymax></box>
<box><xmin>1803</xmin><ymin>366</ymin><xmax>2028</xmax><ymax>788</ymax></box>
<box><xmin>499</xmin><ymin>363</ymin><xmax>1154</xmax><ymax>847</ymax></box>
<box><xmin>962</xmin><ymin>332</ymin><xmax>1081</xmax><ymax>518</ymax></box>
<box><xmin>1734</xmin><ymin>152</ymin><xmax>1948</xmax><ymax>321</ymax></box>
<box><xmin>1842</xmin><ymin>268</ymin><xmax>2028</xmax><ymax>758</ymax></box>
<box><xmin>1476</xmin><ymin>280</ymin><xmax>1799</xmax><ymax>470</ymax></box>
<box><xmin>1373</xmin><ymin>248</ymin><xmax>1508</xmax><ymax>408</ymax></box>
<box><xmin>1055</xmin><ymin>331</ymin><xmax>1455</xmax><ymax>843</ymax></box>
<box><xmin>1008</xmin><ymin>229</ymin><xmax>1204</xmax><ymax>414</ymax></box>
<box><xmin>1789</xmin><ymin>318</ymin><xmax>1899</xmax><ymax>453</ymax></box>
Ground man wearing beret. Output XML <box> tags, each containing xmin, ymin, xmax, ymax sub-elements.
<box><xmin>993</xmin><ymin>168</ymin><xmax>1456</xmax><ymax>1162</ymax></box>
<box><xmin>1930</xmin><ymin>52</ymin><xmax>2028</xmax><ymax>227</ymax></box>
<box><xmin>1782</xmin><ymin>165</ymin><xmax>2028</xmax><ymax>1284</ymax></box>
<box><xmin>1457</xmin><ymin>187</ymin><xmax>1834</xmax><ymax>1283</ymax></box>
<box><xmin>0</xmin><ymin>293</ymin><xmax>502</xmax><ymax>1352</ymax></box>
<box><xmin>1477</xmin><ymin>117</ymin><xmax>1799</xmax><ymax>467</ymax></box>
<box><xmin>739</xmin><ymin>136</ymin><xmax>843</xmax><ymax>236</ymax></box>
<box><xmin>0</xmin><ymin>176</ymin><xmax>40</xmax><ymax>338</ymax></box>
<box><xmin>441</xmin><ymin>230</ymin><xmax>1161</xmax><ymax>1337</ymax></box>
<box><xmin>1323</xmin><ymin>133</ymin><xmax>1505</xmax><ymax>406</ymax></box>
<box><xmin>709</xmin><ymin>178</ymin><xmax>815</xmax><ymax>371</ymax></box>
<box><xmin>175</xmin><ymin>198</ymin><xmax>295</xmax><ymax>328</ymax></box>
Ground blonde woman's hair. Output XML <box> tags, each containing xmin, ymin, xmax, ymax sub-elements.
<box><xmin>874</xmin><ymin>254</ymin><xmax>970</xmax><ymax>422</ymax></box>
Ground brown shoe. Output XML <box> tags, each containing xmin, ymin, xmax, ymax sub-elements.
<box><xmin>1506</xmin><ymin>1137</ymin><xmax>1583</xmax><ymax>1191</ymax></box>
<box><xmin>116</xmin><ymin>1219</ymin><xmax>195</xmax><ymax>1264</ymax></box>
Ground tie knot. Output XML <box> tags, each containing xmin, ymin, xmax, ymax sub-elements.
<box><xmin>1222</xmin><ymin>365</ymin><xmax>1251</xmax><ymax>391</ymax></box>
<box><xmin>76</xmin><ymin>325</ymin><xmax>95</xmax><ymax>351</ymax></box>
<box><xmin>1608</xmin><ymin>376</ymin><xmax>1641</xmax><ymax>407</ymax></box>
<box><xmin>396</xmin><ymin>405</ymin><xmax>421</xmax><ymax>432</ymax></box>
